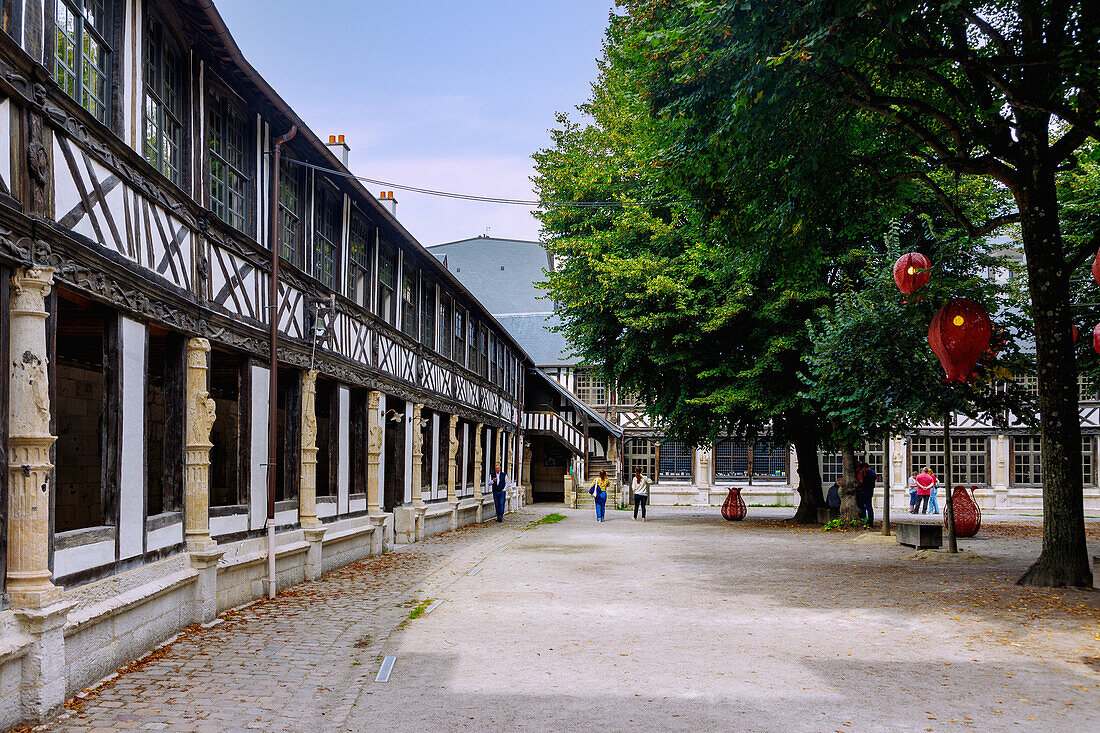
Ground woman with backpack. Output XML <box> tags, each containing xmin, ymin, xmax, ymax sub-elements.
<box><xmin>589</xmin><ymin>470</ymin><xmax>611</xmax><ymax>522</ymax></box>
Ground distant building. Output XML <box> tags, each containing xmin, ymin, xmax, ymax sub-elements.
<box><xmin>431</xmin><ymin>237</ymin><xmax>1100</xmax><ymax>517</ymax></box>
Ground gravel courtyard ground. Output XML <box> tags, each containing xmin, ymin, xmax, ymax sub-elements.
<box><xmin>30</xmin><ymin>505</ymin><xmax>1100</xmax><ymax>732</ymax></box>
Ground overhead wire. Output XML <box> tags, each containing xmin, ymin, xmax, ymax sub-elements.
<box><xmin>282</xmin><ymin>157</ymin><xmax>691</xmax><ymax>209</ymax></box>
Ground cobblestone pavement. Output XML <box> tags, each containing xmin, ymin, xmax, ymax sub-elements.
<box><xmin>34</xmin><ymin>511</ymin><xmax>535</xmax><ymax>733</ymax></box>
<box><xmin>30</xmin><ymin>506</ymin><xmax>1100</xmax><ymax>732</ymax></box>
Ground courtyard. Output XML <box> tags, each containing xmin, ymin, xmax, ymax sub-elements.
<box><xmin>30</xmin><ymin>506</ymin><xmax>1100</xmax><ymax>733</ymax></box>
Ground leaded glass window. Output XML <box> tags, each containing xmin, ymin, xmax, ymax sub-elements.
<box><xmin>376</xmin><ymin>241</ymin><xmax>396</xmax><ymax>324</ymax></box>
<box><xmin>400</xmin><ymin>263</ymin><xmax>417</xmax><ymax>339</ymax></box>
<box><xmin>278</xmin><ymin>157</ymin><xmax>304</xmax><ymax>265</ymax></box>
<box><xmin>1012</xmin><ymin>435</ymin><xmax>1041</xmax><ymax>485</ymax></box>
<box><xmin>574</xmin><ymin>369</ymin><xmax>606</xmax><ymax>406</ymax></box>
<box><xmin>479</xmin><ymin>325</ymin><xmax>489</xmax><ymax>377</ymax></box>
<box><xmin>438</xmin><ymin>294</ymin><xmax>453</xmax><ymax>360</ymax></box>
<box><xmin>208</xmin><ymin>88</ymin><xmax>251</xmax><ymax>233</ymax></box>
<box><xmin>347</xmin><ymin>213</ymin><xmax>371</xmax><ymax>305</ymax></box>
<box><xmin>714</xmin><ymin>439</ymin><xmax>749</xmax><ymax>478</ymax></box>
<box><xmin>143</xmin><ymin>12</ymin><xmax>182</xmax><ymax>185</ymax></box>
<box><xmin>488</xmin><ymin>333</ymin><xmax>496</xmax><ymax>382</ymax></box>
<box><xmin>1084</xmin><ymin>435</ymin><xmax>1095</xmax><ymax>487</ymax></box>
<box><xmin>625</xmin><ymin>437</ymin><xmax>656</xmax><ymax>482</ymax></box>
<box><xmin>658</xmin><ymin>439</ymin><xmax>692</xmax><ymax>479</ymax></box>
<box><xmin>752</xmin><ymin>440</ymin><xmax>788</xmax><ymax>478</ymax></box>
<box><xmin>54</xmin><ymin>0</ymin><xmax>111</xmax><ymax>123</ymax></box>
<box><xmin>819</xmin><ymin>441</ymin><xmax>887</xmax><ymax>484</ymax></box>
<box><xmin>314</xmin><ymin>185</ymin><xmax>340</xmax><ymax>288</ymax></box>
<box><xmin>467</xmin><ymin>318</ymin><xmax>477</xmax><ymax>371</ymax></box>
<box><xmin>454</xmin><ymin>308</ymin><xmax>466</xmax><ymax>367</ymax></box>
<box><xmin>420</xmin><ymin>278</ymin><xmax>435</xmax><ymax>349</ymax></box>
<box><xmin>910</xmin><ymin>436</ymin><xmax>987</xmax><ymax>485</ymax></box>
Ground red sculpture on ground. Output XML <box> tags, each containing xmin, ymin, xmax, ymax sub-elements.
<box><xmin>893</xmin><ymin>252</ymin><xmax>932</xmax><ymax>295</ymax></box>
<box><xmin>928</xmin><ymin>298</ymin><xmax>993</xmax><ymax>382</ymax></box>
<box><xmin>945</xmin><ymin>485</ymin><xmax>982</xmax><ymax>537</ymax></box>
<box><xmin>721</xmin><ymin>487</ymin><xmax>746</xmax><ymax>521</ymax></box>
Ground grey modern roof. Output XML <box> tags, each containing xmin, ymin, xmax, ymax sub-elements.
<box><xmin>429</xmin><ymin>236</ymin><xmax>578</xmax><ymax>367</ymax></box>
<box><xmin>495</xmin><ymin>313</ymin><xmax>574</xmax><ymax>366</ymax></box>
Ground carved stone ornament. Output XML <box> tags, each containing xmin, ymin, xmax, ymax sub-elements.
<box><xmin>27</xmin><ymin>114</ymin><xmax>49</xmax><ymax>216</ymax></box>
<box><xmin>301</xmin><ymin>370</ymin><xmax>318</xmax><ymax>448</ymax></box>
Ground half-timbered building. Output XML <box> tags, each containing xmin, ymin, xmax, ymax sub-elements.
<box><xmin>0</xmin><ymin>0</ymin><xmax>532</xmax><ymax>726</ymax></box>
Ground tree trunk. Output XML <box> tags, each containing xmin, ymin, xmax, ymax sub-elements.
<box><xmin>790</xmin><ymin>421</ymin><xmax>824</xmax><ymax>524</ymax></box>
<box><xmin>838</xmin><ymin>445</ymin><xmax>860</xmax><ymax>521</ymax></box>
<box><xmin>1015</xmin><ymin>174</ymin><xmax>1093</xmax><ymax>588</ymax></box>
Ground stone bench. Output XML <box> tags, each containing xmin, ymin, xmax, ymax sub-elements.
<box><xmin>896</xmin><ymin>522</ymin><xmax>942</xmax><ymax>550</ymax></box>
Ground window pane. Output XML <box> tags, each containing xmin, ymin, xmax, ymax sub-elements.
<box><xmin>658</xmin><ymin>439</ymin><xmax>692</xmax><ymax>479</ymax></box>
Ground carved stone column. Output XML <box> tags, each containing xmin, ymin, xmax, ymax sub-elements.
<box><xmin>473</xmin><ymin>423</ymin><xmax>484</xmax><ymax>491</ymax></box>
<box><xmin>522</xmin><ymin>440</ymin><xmax>533</xmax><ymax>504</ymax></box>
<box><xmin>367</xmin><ymin>391</ymin><xmax>382</xmax><ymax>514</ymax></box>
<box><xmin>447</xmin><ymin>415</ymin><xmax>459</xmax><ymax>504</ymax></box>
<box><xmin>366</xmin><ymin>391</ymin><xmax>387</xmax><ymax>553</ymax></box>
<box><xmin>411</xmin><ymin>404</ymin><xmax>424</xmax><ymax>507</ymax></box>
<box><xmin>298</xmin><ymin>370</ymin><xmax>321</xmax><ymax>529</ymax></box>
<box><xmin>184</xmin><ymin>338</ymin><xmax>217</xmax><ymax>552</ymax></box>
<box><xmin>7</xmin><ymin>267</ymin><xmax>61</xmax><ymax>609</ymax></box>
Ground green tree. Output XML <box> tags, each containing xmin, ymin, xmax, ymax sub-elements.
<box><xmin>622</xmin><ymin>0</ymin><xmax>1096</xmax><ymax>586</ymax></box>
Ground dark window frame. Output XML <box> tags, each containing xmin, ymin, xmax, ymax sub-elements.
<box><xmin>278</xmin><ymin>155</ymin><xmax>305</xmax><ymax>266</ymax></box>
<box><xmin>142</xmin><ymin>8</ymin><xmax>185</xmax><ymax>187</ymax></box>
<box><xmin>207</xmin><ymin>83</ymin><xmax>254</xmax><ymax>235</ymax></box>
<box><xmin>52</xmin><ymin>0</ymin><xmax>114</xmax><ymax>125</ymax></box>
<box><xmin>346</xmin><ymin>211</ymin><xmax>372</xmax><ymax>306</ymax></box>
<box><xmin>376</xmin><ymin>240</ymin><xmax>397</xmax><ymax>325</ymax></box>
<box><xmin>400</xmin><ymin>262</ymin><xmax>418</xmax><ymax>339</ymax></box>
<box><xmin>313</xmin><ymin>182</ymin><xmax>341</xmax><ymax>288</ymax></box>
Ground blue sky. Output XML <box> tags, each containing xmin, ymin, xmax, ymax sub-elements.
<box><xmin>215</xmin><ymin>1</ymin><xmax>616</xmax><ymax>246</ymax></box>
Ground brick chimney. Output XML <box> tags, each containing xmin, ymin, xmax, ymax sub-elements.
<box><xmin>325</xmin><ymin>134</ymin><xmax>350</xmax><ymax>166</ymax></box>
<box><xmin>378</xmin><ymin>190</ymin><xmax>397</xmax><ymax>218</ymax></box>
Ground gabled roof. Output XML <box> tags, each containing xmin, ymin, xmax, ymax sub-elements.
<box><xmin>530</xmin><ymin>368</ymin><xmax>623</xmax><ymax>438</ymax></box>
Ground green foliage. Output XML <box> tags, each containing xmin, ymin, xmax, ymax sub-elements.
<box><xmin>822</xmin><ymin>517</ymin><xmax>869</xmax><ymax>531</ymax></box>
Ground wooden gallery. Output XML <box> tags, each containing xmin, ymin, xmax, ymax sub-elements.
<box><xmin>0</xmin><ymin>0</ymin><xmax>576</xmax><ymax>726</ymax></box>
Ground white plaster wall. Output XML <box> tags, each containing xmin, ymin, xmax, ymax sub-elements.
<box><xmin>211</xmin><ymin>512</ymin><xmax>248</xmax><ymax>537</ymax></box>
<box><xmin>0</xmin><ymin>100</ymin><xmax>10</xmax><ymax>192</ymax></box>
<box><xmin>349</xmin><ymin>496</ymin><xmax>367</xmax><ymax>513</ymax></box>
<box><xmin>404</xmin><ymin>401</ymin><xmax>414</xmax><ymax>503</ymax></box>
<box><xmin>250</xmin><ymin>364</ymin><xmax>270</xmax><ymax>530</ymax></box>
<box><xmin>119</xmin><ymin>317</ymin><xmax>146</xmax><ymax>560</ymax></box>
<box><xmin>431</xmin><ymin>413</ymin><xmax>440</xmax><ymax>499</ymax></box>
<box><xmin>146</xmin><ymin>521</ymin><xmax>183</xmax><ymax>552</ymax></box>
<box><xmin>337</xmin><ymin>386</ymin><xmax>350</xmax><ymax>514</ymax></box>
<box><xmin>55</xmin><ymin>539</ymin><xmax>115</xmax><ymax>577</ymax></box>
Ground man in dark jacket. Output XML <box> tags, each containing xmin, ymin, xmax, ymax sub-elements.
<box><xmin>488</xmin><ymin>463</ymin><xmax>508</xmax><ymax>522</ymax></box>
<box><xmin>855</xmin><ymin>459</ymin><xmax>876</xmax><ymax>526</ymax></box>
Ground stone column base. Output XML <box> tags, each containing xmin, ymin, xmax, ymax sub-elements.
<box><xmin>368</xmin><ymin>514</ymin><xmax>388</xmax><ymax>554</ymax></box>
<box><xmin>189</xmin><ymin>547</ymin><xmax>226</xmax><ymax>623</ymax></box>
<box><xmin>303</xmin><ymin>527</ymin><xmax>326</xmax><ymax>580</ymax></box>
<box><xmin>15</xmin><ymin>599</ymin><xmax>75</xmax><ymax>723</ymax></box>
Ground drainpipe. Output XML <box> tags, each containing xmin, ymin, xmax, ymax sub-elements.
<box><xmin>267</xmin><ymin>125</ymin><xmax>297</xmax><ymax>599</ymax></box>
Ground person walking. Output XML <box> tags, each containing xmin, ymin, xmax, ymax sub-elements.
<box><xmin>631</xmin><ymin>469</ymin><xmax>652</xmax><ymax>521</ymax></box>
<box><xmin>907</xmin><ymin>470</ymin><xmax>920</xmax><ymax>513</ymax></box>
<box><xmin>589</xmin><ymin>470</ymin><xmax>611</xmax><ymax>522</ymax></box>
<box><xmin>928</xmin><ymin>469</ymin><xmax>941</xmax><ymax>514</ymax></box>
<box><xmin>913</xmin><ymin>467</ymin><xmax>934</xmax><ymax>514</ymax></box>
<box><xmin>855</xmin><ymin>459</ymin><xmax>876</xmax><ymax>526</ymax></box>
<box><xmin>488</xmin><ymin>462</ymin><xmax>509</xmax><ymax>522</ymax></box>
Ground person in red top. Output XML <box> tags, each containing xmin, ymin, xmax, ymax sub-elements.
<box><xmin>913</xmin><ymin>467</ymin><xmax>935</xmax><ymax>514</ymax></box>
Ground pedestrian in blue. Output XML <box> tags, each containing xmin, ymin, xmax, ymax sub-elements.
<box><xmin>488</xmin><ymin>463</ymin><xmax>508</xmax><ymax>522</ymax></box>
<box><xmin>589</xmin><ymin>470</ymin><xmax>611</xmax><ymax>522</ymax></box>
<box><xmin>928</xmin><ymin>470</ymin><xmax>940</xmax><ymax>514</ymax></box>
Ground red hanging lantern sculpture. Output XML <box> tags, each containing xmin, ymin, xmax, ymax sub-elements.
<box><xmin>1092</xmin><ymin>248</ymin><xmax>1100</xmax><ymax>286</ymax></box>
<box><xmin>893</xmin><ymin>252</ymin><xmax>932</xmax><ymax>295</ymax></box>
<box><xmin>721</xmin><ymin>487</ymin><xmax>746</xmax><ymax>521</ymax></box>
<box><xmin>1093</xmin><ymin>324</ymin><xmax>1100</xmax><ymax>355</ymax></box>
<box><xmin>1072</xmin><ymin>325</ymin><xmax>1080</xmax><ymax>344</ymax></box>
<box><xmin>945</xmin><ymin>485</ymin><xmax>982</xmax><ymax>537</ymax></box>
<box><xmin>928</xmin><ymin>298</ymin><xmax>993</xmax><ymax>383</ymax></box>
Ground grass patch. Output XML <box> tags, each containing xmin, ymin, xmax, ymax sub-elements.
<box><xmin>408</xmin><ymin>599</ymin><xmax>434</xmax><ymax>619</ymax></box>
<box><xmin>526</xmin><ymin>513</ymin><xmax>567</xmax><ymax>529</ymax></box>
